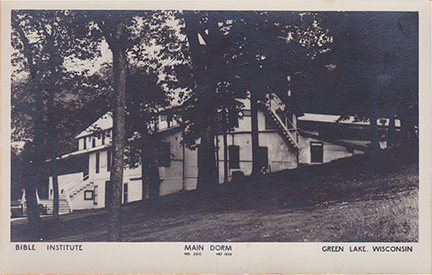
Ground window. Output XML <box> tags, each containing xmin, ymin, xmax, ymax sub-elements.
<box><xmin>83</xmin><ymin>138</ymin><xmax>87</xmax><ymax>150</ymax></box>
<box><xmin>310</xmin><ymin>142</ymin><xmax>324</xmax><ymax>163</ymax></box>
<box><xmin>102</xmin><ymin>132</ymin><xmax>105</xmax><ymax>145</ymax></box>
<box><xmin>158</xmin><ymin>142</ymin><xmax>171</xmax><ymax>167</ymax></box>
<box><xmin>84</xmin><ymin>190</ymin><xmax>94</xmax><ymax>200</ymax></box>
<box><xmin>93</xmin><ymin>186</ymin><xmax>98</xmax><ymax>205</ymax></box>
<box><xmin>123</xmin><ymin>183</ymin><xmax>128</xmax><ymax>204</ymax></box>
<box><xmin>98</xmin><ymin>133</ymin><xmax>101</xmax><ymax>139</ymax></box>
<box><xmin>92</xmin><ymin>137</ymin><xmax>96</xmax><ymax>148</ymax></box>
<box><xmin>96</xmin><ymin>152</ymin><xmax>100</xmax><ymax>174</ymax></box>
<box><xmin>229</xmin><ymin>145</ymin><xmax>240</xmax><ymax>169</ymax></box>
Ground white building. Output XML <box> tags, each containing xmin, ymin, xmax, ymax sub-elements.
<box><xmin>45</xmin><ymin>93</ymin><xmax>395</xmax><ymax>214</ymax></box>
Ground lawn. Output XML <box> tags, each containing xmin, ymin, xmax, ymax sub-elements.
<box><xmin>11</xmin><ymin>152</ymin><xmax>419</xmax><ymax>242</ymax></box>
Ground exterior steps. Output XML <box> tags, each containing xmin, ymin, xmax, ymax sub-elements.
<box><xmin>39</xmin><ymin>193</ymin><xmax>71</xmax><ymax>215</ymax></box>
<box><xmin>65</xmin><ymin>181</ymin><xmax>94</xmax><ymax>199</ymax></box>
<box><xmin>267</xmin><ymin>106</ymin><xmax>300</xmax><ymax>149</ymax></box>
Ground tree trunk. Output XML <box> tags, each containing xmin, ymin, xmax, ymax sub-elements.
<box><xmin>49</xmin><ymin>130</ymin><xmax>60</xmax><ymax>220</ymax></box>
<box><xmin>25</xmin><ymin>187</ymin><xmax>40</xmax><ymax>228</ymax></box>
<box><xmin>47</xmin><ymin>94</ymin><xmax>60</xmax><ymax>221</ymax></box>
<box><xmin>369</xmin><ymin>114</ymin><xmax>380</xmax><ymax>151</ymax></box>
<box><xmin>223</xmin><ymin>131</ymin><xmax>228</xmax><ymax>183</ymax></box>
<box><xmin>250</xmin><ymin>91</ymin><xmax>261</xmax><ymax>176</ymax></box>
<box><xmin>141</xmin><ymin>158</ymin><xmax>150</xmax><ymax>200</ymax></box>
<box><xmin>107</xmin><ymin>18</ymin><xmax>127</xmax><ymax>242</ymax></box>
<box><xmin>400</xmin><ymin>117</ymin><xmax>418</xmax><ymax>156</ymax></box>
<box><xmin>52</xmin><ymin>161</ymin><xmax>60</xmax><ymax>220</ymax></box>
<box><xmin>387</xmin><ymin>116</ymin><xmax>396</xmax><ymax>148</ymax></box>
<box><xmin>25</xmin><ymin>90</ymin><xmax>44</xmax><ymax>227</ymax></box>
<box><xmin>183</xmin><ymin>12</ymin><xmax>219</xmax><ymax>190</ymax></box>
<box><xmin>197</xmin><ymin>125</ymin><xmax>218</xmax><ymax>189</ymax></box>
<box><xmin>141</xmin><ymin>147</ymin><xmax>160</xmax><ymax>200</ymax></box>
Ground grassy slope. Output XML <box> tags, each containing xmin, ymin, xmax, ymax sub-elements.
<box><xmin>11</xmin><ymin>152</ymin><xmax>419</xmax><ymax>242</ymax></box>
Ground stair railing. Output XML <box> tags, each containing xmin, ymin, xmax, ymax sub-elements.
<box><xmin>59</xmin><ymin>172</ymin><xmax>84</xmax><ymax>195</ymax></box>
<box><xmin>267</xmin><ymin>106</ymin><xmax>300</xmax><ymax>149</ymax></box>
<box><xmin>64</xmin><ymin>189</ymin><xmax>74</xmax><ymax>212</ymax></box>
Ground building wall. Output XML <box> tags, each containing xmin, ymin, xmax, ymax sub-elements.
<box><xmin>259</xmin><ymin>131</ymin><xmax>298</xmax><ymax>172</ymax></box>
<box><xmin>127</xmin><ymin>179</ymin><xmax>143</xmax><ymax>203</ymax></box>
<box><xmin>184</xmin><ymin>143</ymin><xmax>198</xmax><ymax>191</ymax></box>
<box><xmin>298</xmin><ymin>136</ymin><xmax>359</xmax><ymax>164</ymax></box>
<box><xmin>216</xmin><ymin>130</ymin><xmax>297</xmax><ymax>183</ymax></box>
<box><xmin>159</xmin><ymin>131</ymin><xmax>185</xmax><ymax>196</ymax></box>
<box><xmin>53</xmin><ymin>99</ymin><xmax>300</xmax><ymax>211</ymax></box>
<box><xmin>70</xmin><ymin>186</ymin><xmax>98</xmax><ymax>210</ymax></box>
<box><xmin>78</xmin><ymin>132</ymin><xmax>110</xmax><ymax>151</ymax></box>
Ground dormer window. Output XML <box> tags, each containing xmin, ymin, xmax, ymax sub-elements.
<box><xmin>83</xmin><ymin>138</ymin><xmax>87</xmax><ymax>150</ymax></box>
<box><xmin>92</xmin><ymin>137</ymin><xmax>96</xmax><ymax>148</ymax></box>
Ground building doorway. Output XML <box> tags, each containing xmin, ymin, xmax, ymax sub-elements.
<box><xmin>257</xmin><ymin>146</ymin><xmax>268</xmax><ymax>172</ymax></box>
<box><xmin>310</xmin><ymin>142</ymin><xmax>324</xmax><ymax>163</ymax></box>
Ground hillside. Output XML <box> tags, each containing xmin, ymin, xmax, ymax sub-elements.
<box><xmin>12</xmin><ymin>151</ymin><xmax>419</xmax><ymax>242</ymax></box>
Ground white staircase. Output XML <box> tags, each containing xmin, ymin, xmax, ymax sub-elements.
<box><xmin>39</xmin><ymin>193</ymin><xmax>71</xmax><ymax>215</ymax></box>
<box><xmin>64</xmin><ymin>180</ymin><xmax>93</xmax><ymax>199</ymax></box>
<box><xmin>265</xmin><ymin>94</ymin><xmax>300</xmax><ymax>149</ymax></box>
<box><xmin>44</xmin><ymin>173</ymin><xmax>94</xmax><ymax>215</ymax></box>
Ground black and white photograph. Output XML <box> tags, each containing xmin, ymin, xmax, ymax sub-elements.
<box><xmin>2</xmin><ymin>1</ymin><xmax>431</xmax><ymax>274</ymax></box>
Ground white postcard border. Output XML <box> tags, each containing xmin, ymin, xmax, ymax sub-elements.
<box><xmin>1</xmin><ymin>1</ymin><xmax>431</xmax><ymax>274</ymax></box>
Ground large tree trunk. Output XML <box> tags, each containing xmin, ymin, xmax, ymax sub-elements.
<box><xmin>197</xmin><ymin>125</ymin><xmax>218</xmax><ymax>189</ymax></box>
<box><xmin>387</xmin><ymin>116</ymin><xmax>396</xmax><ymax>148</ymax></box>
<box><xmin>47</xmin><ymin>95</ymin><xmax>60</xmax><ymax>221</ymax></box>
<box><xmin>24</xmin><ymin>187</ymin><xmax>40</xmax><ymax>228</ymax></box>
<box><xmin>400</xmin><ymin>117</ymin><xmax>418</xmax><ymax>157</ymax></box>
<box><xmin>51</xmin><ymin>161</ymin><xmax>60</xmax><ymax>220</ymax></box>
<box><xmin>369</xmin><ymin>114</ymin><xmax>380</xmax><ymax>151</ymax></box>
<box><xmin>223</xmin><ymin>131</ymin><xmax>228</xmax><ymax>183</ymax></box>
<box><xmin>25</xmin><ymin>87</ymin><xmax>44</xmax><ymax>228</ymax></box>
<box><xmin>141</xmin><ymin>146</ymin><xmax>160</xmax><ymax>200</ymax></box>
<box><xmin>183</xmin><ymin>12</ymin><xmax>219</xmax><ymax>190</ymax></box>
<box><xmin>107</xmin><ymin>18</ymin><xmax>127</xmax><ymax>242</ymax></box>
<box><xmin>50</xmin><ymin>135</ymin><xmax>60</xmax><ymax>221</ymax></box>
<box><xmin>14</xmin><ymin>24</ymin><xmax>43</xmax><ymax>227</ymax></box>
<box><xmin>250</xmin><ymin>91</ymin><xmax>261</xmax><ymax>176</ymax></box>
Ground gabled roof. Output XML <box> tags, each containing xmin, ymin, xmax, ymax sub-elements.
<box><xmin>75</xmin><ymin>112</ymin><xmax>113</xmax><ymax>139</ymax></box>
<box><xmin>75</xmin><ymin>111</ymin><xmax>183</xmax><ymax>139</ymax></box>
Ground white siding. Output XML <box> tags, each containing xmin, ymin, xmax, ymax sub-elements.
<box><xmin>159</xmin><ymin>132</ymin><xmax>185</xmax><ymax>196</ymax></box>
<box><xmin>184</xmin><ymin>146</ymin><xmax>198</xmax><ymax>191</ymax></box>
<box><xmin>298</xmin><ymin>136</ymin><xmax>358</xmax><ymax>164</ymax></box>
<box><xmin>127</xmin><ymin>180</ymin><xmax>142</xmax><ymax>203</ymax></box>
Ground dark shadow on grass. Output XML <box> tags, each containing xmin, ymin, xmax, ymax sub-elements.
<box><xmin>11</xmin><ymin>148</ymin><xmax>418</xmax><ymax>242</ymax></box>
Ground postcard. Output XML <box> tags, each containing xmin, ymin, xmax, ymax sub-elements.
<box><xmin>1</xmin><ymin>1</ymin><xmax>431</xmax><ymax>273</ymax></box>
